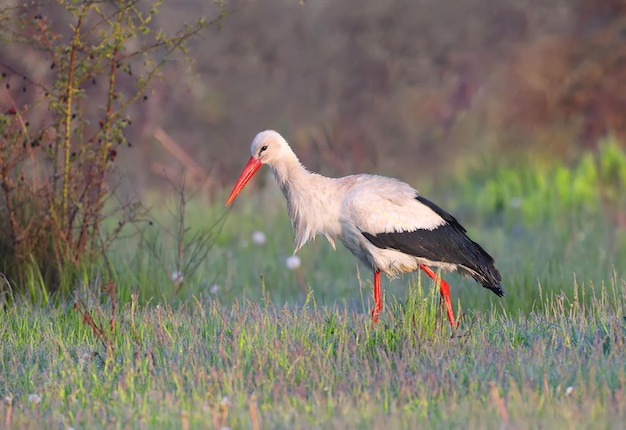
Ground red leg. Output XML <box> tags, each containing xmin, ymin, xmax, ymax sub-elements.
<box><xmin>419</xmin><ymin>265</ymin><xmax>456</xmax><ymax>328</ymax></box>
<box><xmin>371</xmin><ymin>270</ymin><xmax>382</xmax><ymax>323</ymax></box>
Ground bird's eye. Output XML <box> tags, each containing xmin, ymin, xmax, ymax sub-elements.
<box><xmin>259</xmin><ymin>145</ymin><xmax>268</xmax><ymax>155</ymax></box>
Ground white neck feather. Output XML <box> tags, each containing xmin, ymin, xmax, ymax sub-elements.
<box><xmin>268</xmin><ymin>156</ymin><xmax>341</xmax><ymax>252</ymax></box>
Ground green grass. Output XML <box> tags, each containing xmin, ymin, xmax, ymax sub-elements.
<box><xmin>1</xmin><ymin>277</ymin><xmax>624</xmax><ymax>429</ymax></box>
<box><xmin>1</xmin><ymin>152</ymin><xmax>626</xmax><ymax>428</ymax></box>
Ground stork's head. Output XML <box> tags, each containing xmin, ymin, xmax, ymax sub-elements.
<box><xmin>225</xmin><ymin>130</ymin><xmax>288</xmax><ymax>206</ymax></box>
<box><xmin>249</xmin><ymin>130</ymin><xmax>289</xmax><ymax>164</ymax></box>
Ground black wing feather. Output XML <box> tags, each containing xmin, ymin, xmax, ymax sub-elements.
<box><xmin>362</xmin><ymin>195</ymin><xmax>504</xmax><ymax>297</ymax></box>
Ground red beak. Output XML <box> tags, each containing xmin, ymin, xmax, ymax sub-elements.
<box><xmin>225</xmin><ymin>156</ymin><xmax>262</xmax><ymax>206</ymax></box>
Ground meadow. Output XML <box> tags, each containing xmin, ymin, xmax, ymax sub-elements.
<box><xmin>1</xmin><ymin>143</ymin><xmax>626</xmax><ymax>429</ymax></box>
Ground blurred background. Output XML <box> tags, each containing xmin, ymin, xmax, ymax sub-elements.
<box><xmin>3</xmin><ymin>0</ymin><xmax>626</xmax><ymax>193</ymax></box>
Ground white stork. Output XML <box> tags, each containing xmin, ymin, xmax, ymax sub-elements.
<box><xmin>225</xmin><ymin>130</ymin><xmax>504</xmax><ymax>327</ymax></box>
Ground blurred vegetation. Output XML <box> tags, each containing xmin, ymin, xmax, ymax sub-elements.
<box><xmin>3</xmin><ymin>0</ymin><xmax>626</xmax><ymax>191</ymax></box>
<box><xmin>0</xmin><ymin>0</ymin><xmax>625</xmax><ymax>299</ymax></box>
<box><xmin>457</xmin><ymin>135</ymin><xmax>626</xmax><ymax>224</ymax></box>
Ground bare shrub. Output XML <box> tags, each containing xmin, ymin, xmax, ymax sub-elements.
<box><xmin>0</xmin><ymin>1</ymin><xmax>223</xmax><ymax>295</ymax></box>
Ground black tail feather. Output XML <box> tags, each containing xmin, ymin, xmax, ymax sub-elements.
<box><xmin>363</xmin><ymin>195</ymin><xmax>504</xmax><ymax>297</ymax></box>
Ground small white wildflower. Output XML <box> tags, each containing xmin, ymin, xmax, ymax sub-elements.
<box><xmin>210</xmin><ymin>284</ymin><xmax>220</xmax><ymax>294</ymax></box>
<box><xmin>510</xmin><ymin>197</ymin><xmax>522</xmax><ymax>209</ymax></box>
<box><xmin>251</xmin><ymin>230</ymin><xmax>266</xmax><ymax>245</ymax></box>
<box><xmin>565</xmin><ymin>386</ymin><xmax>574</xmax><ymax>397</ymax></box>
<box><xmin>285</xmin><ymin>255</ymin><xmax>301</xmax><ymax>270</ymax></box>
<box><xmin>170</xmin><ymin>271</ymin><xmax>184</xmax><ymax>285</ymax></box>
<box><xmin>221</xmin><ymin>396</ymin><xmax>230</xmax><ymax>406</ymax></box>
<box><xmin>68</xmin><ymin>427</ymin><xmax>76</xmax><ymax>430</ymax></box>
<box><xmin>28</xmin><ymin>394</ymin><xmax>41</xmax><ymax>404</ymax></box>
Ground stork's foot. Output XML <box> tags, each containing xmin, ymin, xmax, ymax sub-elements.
<box><xmin>451</xmin><ymin>312</ymin><xmax>480</xmax><ymax>340</ymax></box>
<box><xmin>454</xmin><ymin>311</ymin><xmax>464</xmax><ymax>331</ymax></box>
<box><xmin>371</xmin><ymin>307</ymin><xmax>381</xmax><ymax>324</ymax></box>
<box><xmin>438</xmin><ymin>295</ymin><xmax>464</xmax><ymax>331</ymax></box>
